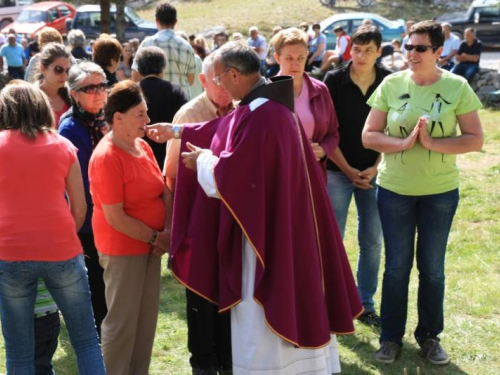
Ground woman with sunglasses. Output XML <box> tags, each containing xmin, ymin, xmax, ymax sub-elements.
<box><xmin>58</xmin><ymin>61</ymin><xmax>109</xmax><ymax>339</ymax></box>
<box><xmin>37</xmin><ymin>43</ymin><xmax>72</xmax><ymax>128</ymax></box>
<box><xmin>0</xmin><ymin>80</ymin><xmax>106</xmax><ymax>375</ymax></box>
<box><xmin>89</xmin><ymin>81</ymin><xmax>171</xmax><ymax>375</ymax></box>
<box><xmin>363</xmin><ymin>20</ymin><xmax>483</xmax><ymax>365</ymax></box>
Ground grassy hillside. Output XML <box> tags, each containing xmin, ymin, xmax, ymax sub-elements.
<box><xmin>136</xmin><ymin>0</ymin><xmax>470</xmax><ymax>38</ymax></box>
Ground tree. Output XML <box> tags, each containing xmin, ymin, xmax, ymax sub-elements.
<box><xmin>100</xmin><ymin>0</ymin><xmax>111</xmax><ymax>35</ymax></box>
<box><xmin>115</xmin><ymin>0</ymin><xmax>126</xmax><ymax>42</ymax></box>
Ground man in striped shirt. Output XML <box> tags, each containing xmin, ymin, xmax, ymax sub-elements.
<box><xmin>132</xmin><ymin>2</ymin><xmax>196</xmax><ymax>99</ymax></box>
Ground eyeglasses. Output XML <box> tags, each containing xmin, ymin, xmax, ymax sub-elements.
<box><xmin>212</xmin><ymin>68</ymin><xmax>231</xmax><ymax>86</ymax></box>
<box><xmin>404</xmin><ymin>44</ymin><xmax>438</xmax><ymax>53</ymax></box>
<box><xmin>50</xmin><ymin>65</ymin><xmax>71</xmax><ymax>75</ymax></box>
<box><xmin>77</xmin><ymin>83</ymin><xmax>108</xmax><ymax>94</ymax></box>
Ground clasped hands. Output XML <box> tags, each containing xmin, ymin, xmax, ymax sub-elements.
<box><xmin>401</xmin><ymin>116</ymin><xmax>434</xmax><ymax>152</ymax></box>
<box><xmin>151</xmin><ymin>228</ymin><xmax>171</xmax><ymax>258</ymax></box>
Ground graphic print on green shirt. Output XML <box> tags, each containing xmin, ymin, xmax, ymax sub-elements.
<box><xmin>367</xmin><ymin>70</ymin><xmax>482</xmax><ymax>196</ymax></box>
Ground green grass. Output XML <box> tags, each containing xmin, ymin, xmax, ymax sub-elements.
<box><xmin>136</xmin><ymin>0</ymin><xmax>469</xmax><ymax>39</ymax></box>
<box><xmin>0</xmin><ymin>109</ymin><xmax>498</xmax><ymax>374</ymax></box>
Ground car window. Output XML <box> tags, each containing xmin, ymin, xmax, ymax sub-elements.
<box><xmin>323</xmin><ymin>19</ymin><xmax>349</xmax><ymax>34</ymax></box>
<box><xmin>125</xmin><ymin>7</ymin><xmax>142</xmax><ymax>25</ymax></box>
<box><xmin>352</xmin><ymin>19</ymin><xmax>364</xmax><ymax>31</ymax></box>
<box><xmin>475</xmin><ymin>6</ymin><xmax>500</xmax><ymax>21</ymax></box>
<box><xmin>16</xmin><ymin>10</ymin><xmax>46</xmax><ymax>23</ymax></box>
<box><xmin>0</xmin><ymin>0</ymin><xmax>16</xmax><ymax>7</ymax></box>
<box><xmin>47</xmin><ymin>8</ymin><xmax>58</xmax><ymax>22</ymax></box>
<box><xmin>371</xmin><ymin>20</ymin><xmax>386</xmax><ymax>32</ymax></box>
<box><xmin>76</xmin><ymin>11</ymin><xmax>115</xmax><ymax>28</ymax></box>
<box><xmin>58</xmin><ymin>5</ymin><xmax>71</xmax><ymax>17</ymax></box>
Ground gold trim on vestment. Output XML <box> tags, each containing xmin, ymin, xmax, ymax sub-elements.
<box><xmin>212</xmin><ymin>168</ymin><xmax>265</xmax><ymax>269</ymax></box>
<box><xmin>170</xmin><ymin>267</ymin><xmax>218</xmax><ymax>304</ymax></box>
<box><xmin>252</xmin><ymin>297</ymin><xmax>332</xmax><ymax>349</ymax></box>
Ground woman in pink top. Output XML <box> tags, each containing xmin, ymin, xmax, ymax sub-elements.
<box><xmin>0</xmin><ymin>81</ymin><xmax>106</xmax><ymax>375</ymax></box>
<box><xmin>37</xmin><ymin>43</ymin><xmax>72</xmax><ymax>128</ymax></box>
<box><xmin>273</xmin><ymin>27</ymin><xmax>339</xmax><ymax>181</ymax></box>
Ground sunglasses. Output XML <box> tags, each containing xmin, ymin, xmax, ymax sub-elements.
<box><xmin>77</xmin><ymin>83</ymin><xmax>108</xmax><ymax>94</ymax></box>
<box><xmin>404</xmin><ymin>44</ymin><xmax>438</xmax><ymax>53</ymax></box>
<box><xmin>50</xmin><ymin>65</ymin><xmax>71</xmax><ymax>75</ymax></box>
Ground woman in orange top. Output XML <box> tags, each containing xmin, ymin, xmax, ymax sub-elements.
<box><xmin>89</xmin><ymin>80</ymin><xmax>171</xmax><ymax>375</ymax></box>
<box><xmin>0</xmin><ymin>81</ymin><xmax>106</xmax><ymax>375</ymax></box>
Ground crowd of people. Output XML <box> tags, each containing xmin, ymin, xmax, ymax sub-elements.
<box><xmin>0</xmin><ymin>1</ymin><xmax>485</xmax><ymax>375</ymax></box>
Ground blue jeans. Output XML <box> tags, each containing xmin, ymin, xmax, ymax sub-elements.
<box><xmin>326</xmin><ymin>170</ymin><xmax>383</xmax><ymax>313</ymax></box>
<box><xmin>451</xmin><ymin>63</ymin><xmax>479</xmax><ymax>82</ymax></box>
<box><xmin>0</xmin><ymin>255</ymin><xmax>106</xmax><ymax>375</ymax></box>
<box><xmin>377</xmin><ymin>187</ymin><xmax>459</xmax><ymax>345</ymax></box>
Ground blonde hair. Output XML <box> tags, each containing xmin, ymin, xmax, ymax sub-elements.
<box><xmin>272</xmin><ymin>27</ymin><xmax>308</xmax><ymax>55</ymax></box>
<box><xmin>36</xmin><ymin>27</ymin><xmax>63</xmax><ymax>49</ymax></box>
<box><xmin>0</xmin><ymin>80</ymin><xmax>55</xmax><ymax>137</ymax></box>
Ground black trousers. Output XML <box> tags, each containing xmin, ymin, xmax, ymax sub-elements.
<box><xmin>78</xmin><ymin>232</ymin><xmax>107</xmax><ymax>338</ymax></box>
<box><xmin>186</xmin><ymin>289</ymin><xmax>232</xmax><ymax>370</ymax></box>
<box><xmin>7</xmin><ymin>66</ymin><xmax>24</xmax><ymax>80</ymax></box>
<box><xmin>34</xmin><ymin>312</ymin><xmax>60</xmax><ymax>375</ymax></box>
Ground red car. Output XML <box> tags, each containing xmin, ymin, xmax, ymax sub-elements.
<box><xmin>1</xmin><ymin>1</ymin><xmax>76</xmax><ymax>41</ymax></box>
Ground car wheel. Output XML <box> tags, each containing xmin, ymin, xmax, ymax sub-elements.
<box><xmin>357</xmin><ymin>0</ymin><xmax>372</xmax><ymax>7</ymax></box>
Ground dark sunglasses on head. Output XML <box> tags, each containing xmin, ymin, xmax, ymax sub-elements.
<box><xmin>77</xmin><ymin>83</ymin><xmax>108</xmax><ymax>94</ymax></box>
<box><xmin>404</xmin><ymin>44</ymin><xmax>438</xmax><ymax>53</ymax></box>
<box><xmin>51</xmin><ymin>65</ymin><xmax>71</xmax><ymax>75</ymax></box>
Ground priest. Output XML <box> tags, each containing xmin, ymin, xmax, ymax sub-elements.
<box><xmin>147</xmin><ymin>42</ymin><xmax>363</xmax><ymax>375</ymax></box>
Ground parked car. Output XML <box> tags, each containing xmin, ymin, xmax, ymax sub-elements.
<box><xmin>68</xmin><ymin>5</ymin><xmax>157</xmax><ymax>41</ymax></box>
<box><xmin>320</xmin><ymin>12</ymin><xmax>405</xmax><ymax>49</ymax></box>
<box><xmin>0</xmin><ymin>0</ymin><xmax>33</xmax><ymax>30</ymax></box>
<box><xmin>1</xmin><ymin>1</ymin><xmax>75</xmax><ymax>41</ymax></box>
<box><xmin>436</xmin><ymin>0</ymin><xmax>500</xmax><ymax>46</ymax></box>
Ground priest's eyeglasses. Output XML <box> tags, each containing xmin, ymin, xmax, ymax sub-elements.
<box><xmin>212</xmin><ymin>68</ymin><xmax>231</xmax><ymax>86</ymax></box>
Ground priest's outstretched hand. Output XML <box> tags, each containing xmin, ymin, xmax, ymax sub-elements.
<box><xmin>181</xmin><ymin>142</ymin><xmax>204</xmax><ymax>171</ymax></box>
<box><xmin>146</xmin><ymin>123</ymin><xmax>176</xmax><ymax>143</ymax></box>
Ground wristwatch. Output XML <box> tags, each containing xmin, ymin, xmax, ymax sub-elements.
<box><xmin>148</xmin><ymin>230</ymin><xmax>158</xmax><ymax>245</ymax></box>
<box><xmin>173</xmin><ymin>125</ymin><xmax>181</xmax><ymax>140</ymax></box>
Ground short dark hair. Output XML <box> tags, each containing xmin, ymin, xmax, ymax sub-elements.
<box><xmin>93</xmin><ymin>37</ymin><xmax>123</xmax><ymax>70</ymax></box>
<box><xmin>156</xmin><ymin>2</ymin><xmax>177</xmax><ymax>27</ymax></box>
<box><xmin>409</xmin><ymin>20</ymin><xmax>444</xmax><ymax>48</ymax></box>
<box><xmin>333</xmin><ymin>26</ymin><xmax>344</xmax><ymax>33</ymax></box>
<box><xmin>105</xmin><ymin>80</ymin><xmax>145</xmax><ymax>125</ymax></box>
<box><xmin>215</xmin><ymin>42</ymin><xmax>261</xmax><ymax>76</ymax></box>
<box><xmin>217</xmin><ymin>31</ymin><xmax>229</xmax><ymax>41</ymax></box>
<box><xmin>193</xmin><ymin>44</ymin><xmax>207</xmax><ymax>59</ymax></box>
<box><xmin>351</xmin><ymin>26</ymin><xmax>382</xmax><ymax>48</ymax></box>
<box><xmin>136</xmin><ymin>47</ymin><xmax>167</xmax><ymax>76</ymax></box>
<box><xmin>0</xmin><ymin>80</ymin><xmax>54</xmax><ymax>137</ymax></box>
<box><xmin>312</xmin><ymin>23</ymin><xmax>320</xmax><ymax>30</ymax></box>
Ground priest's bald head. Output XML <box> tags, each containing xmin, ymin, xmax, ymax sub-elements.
<box><xmin>212</xmin><ymin>42</ymin><xmax>262</xmax><ymax>101</ymax></box>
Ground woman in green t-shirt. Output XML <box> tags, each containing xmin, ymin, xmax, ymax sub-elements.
<box><xmin>362</xmin><ymin>20</ymin><xmax>483</xmax><ymax>366</ymax></box>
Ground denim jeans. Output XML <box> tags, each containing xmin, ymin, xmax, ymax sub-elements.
<box><xmin>326</xmin><ymin>170</ymin><xmax>383</xmax><ymax>313</ymax></box>
<box><xmin>377</xmin><ymin>187</ymin><xmax>459</xmax><ymax>345</ymax></box>
<box><xmin>0</xmin><ymin>255</ymin><xmax>106</xmax><ymax>375</ymax></box>
<box><xmin>451</xmin><ymin>63</ymin><xmax>479</xmax><ymax>82</ymax></box>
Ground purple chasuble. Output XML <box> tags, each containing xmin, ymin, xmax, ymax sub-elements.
<box><xmin>170</xmin><ymin>76</ymin><xmax>363</xmax><ymax>348</ymax></box>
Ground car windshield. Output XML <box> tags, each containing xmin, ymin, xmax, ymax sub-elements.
<box><xmin>16</xmin><ymin>10</ymin><xmax>46</xmax><ymax>23</ymax></box>
<box><xmin>125</xmin><ymin>8</ymin><xmax>142</xmax><ymax>25</ymax></box>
